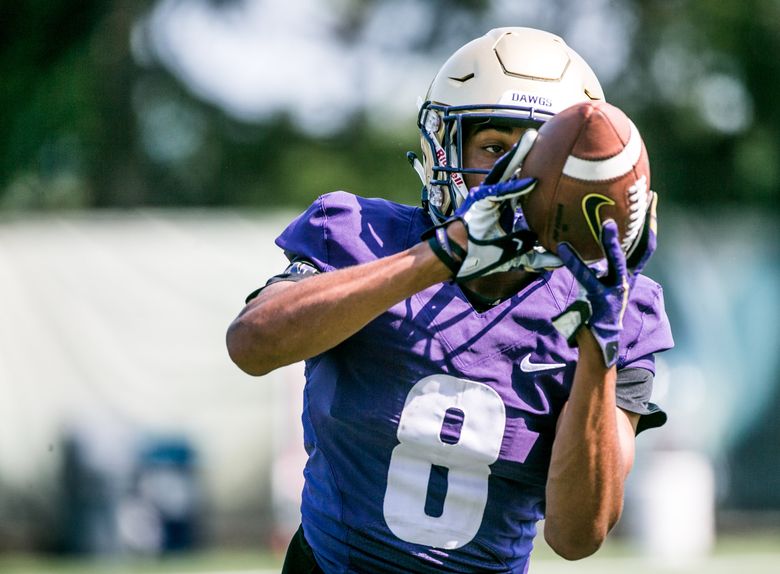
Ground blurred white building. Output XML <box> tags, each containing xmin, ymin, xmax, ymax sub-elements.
<box><xmin>0</xmin><ymin>209</ymin><xmax>306</xmax><ymax>551</ymax></box>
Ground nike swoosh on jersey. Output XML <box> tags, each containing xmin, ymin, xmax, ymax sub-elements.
<box><xmin>520</xmin><ymin>354</ymin><xmax>567</xmax><ymax>373</ymax></box>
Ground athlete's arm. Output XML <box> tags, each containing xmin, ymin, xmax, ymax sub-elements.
<box><xmin>543</xmin><ymin>329</ymin><xmax>638</xmax><ymax>560</ymax></box>
<box><xmin>226</xmin><ymin>224</ymin><xmax>463</xmax><ymax>376</ymax></box>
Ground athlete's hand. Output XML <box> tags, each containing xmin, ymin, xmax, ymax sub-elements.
<box><xmin>551</xmin><ymin>220</ymin><xmax>630</xmax><ymax>368</ymax></box>
<box><xmin>426</xmin><ymin>132</ymin><xmax>539</xmax><ymax>281</ymax></box>
<box><xmin>453</xmin><ymin>174</ymin><xmax>537</xmax><ymax>281</ymax></box>
<box><xmin>551</xmin><ymin>193</ymin><xmax>658</xmax><ymax>367</ymax></box>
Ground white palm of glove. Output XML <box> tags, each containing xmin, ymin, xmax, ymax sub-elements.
<box><xmin>456</xmin><ymin>181</ymin><xmax>536</xmax><ymax>280</ymax></box>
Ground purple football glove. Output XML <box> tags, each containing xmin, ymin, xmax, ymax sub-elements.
<box><xmin>551</xmin><ymin>192</ymin><xmax>658</xmax><ymax>367</ymax></box>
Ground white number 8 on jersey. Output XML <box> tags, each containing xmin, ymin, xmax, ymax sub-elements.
<box><xmin>383</xmin><ymin>374</ymin><xmax>506</xmax><ymax>549</ymax></box>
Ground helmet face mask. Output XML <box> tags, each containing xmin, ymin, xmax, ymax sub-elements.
<box><xmin>416</xmin><ymin>27</ymin><xmax>605</xmax><ymax>224</ymax></box>
<box><xmin>418</xmin><ymin>103</ymin><xmax>548</xmax><ymax>221</ymax></box>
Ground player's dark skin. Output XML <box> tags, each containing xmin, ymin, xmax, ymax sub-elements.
<box><xmin>227</xmin><ymin>126</ymin><xmax>640</xmax><ymax>561</ymax></box>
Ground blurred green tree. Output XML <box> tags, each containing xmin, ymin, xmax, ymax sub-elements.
<box><xmin>0</xmin><ymin>0</ymin><xmax>777</xmax><ymax>211</ymax></box>
<box><xmin>615</xmin><ymin>0</ymin><xmax>779</xmax><ymax>211</ymax></box>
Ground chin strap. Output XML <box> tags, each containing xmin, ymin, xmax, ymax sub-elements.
<box><xmin>407</xmin><ymin>151</ymin><xmax>426</xmax><ymax>185</ymax></box>
<box><xmin>407</xmin><ymin>151</ymin><xmax>431</xmax><ymax>213</ymax></box>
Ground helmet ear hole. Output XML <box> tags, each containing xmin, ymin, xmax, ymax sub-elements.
<box><xmin>417</xmin><ymin>27</ymin><xmax>605</xmax><ymax>224</ymax></box>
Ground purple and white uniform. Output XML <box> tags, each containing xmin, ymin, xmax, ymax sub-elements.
<box><xmin>263</xmin><ymin>191</ymin><xmax>673</xmax><ymax>573</ymax></box>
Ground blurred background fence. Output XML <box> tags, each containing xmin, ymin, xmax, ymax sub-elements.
<box><xmin>1</xmin><ymin>0</ymin><xmax>779</xmax><ymax>570</ymax></box>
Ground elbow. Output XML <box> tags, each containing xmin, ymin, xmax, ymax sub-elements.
<box><xmin>543</xmin><ymin>521</ymin><xmax>607</xmax><ymax>561</ymax></box>
<box><xmin>225</xmin><ymin>319</ymin><xmax>277</xmax><ymax>377</ymax></box>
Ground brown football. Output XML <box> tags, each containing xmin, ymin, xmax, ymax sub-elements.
<box><xmin>520</xmin><ymin>100</ymin><xmax>652</xmax><ymax>261</ymax></box>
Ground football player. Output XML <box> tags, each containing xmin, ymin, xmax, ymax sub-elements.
<box><xmin>227</xmin><ymin>27</ymin><xmax>673</xmax><ymax>573</ymax></box>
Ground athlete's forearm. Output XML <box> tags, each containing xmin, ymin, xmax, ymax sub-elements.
<box><xmin>543</xmin><ymin>330</ymin><xmax>630</xmax><ymax>560</ymax></box>
<box><xmin>226</xmin><ymin>235</ymin><xmax>457</xmax><ymax>376</ymax></box>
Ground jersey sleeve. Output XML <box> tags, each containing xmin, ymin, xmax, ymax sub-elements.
<box><xmin>616</xmin><ymin>367</ymin><xmax>667</xmax><ymax>434</ymax></box>
<box><xmin>273</xmin><ymin>194</ymin><xmax>339</xmax><ymax>272</ymax></box>
<box><xmin>242</xmin><ymin>191</ymin><xmax>421</xmax><ymax>303</ymax></box>
<box><xmin>274</xmin><ymin>191</ymin><xmax>419</xmax><ymax>271</ymax></box>
<box><xmin>617</xmin><ymin>275</ymin><xmax>674</xmax><ymax>373</ymax></box>
<box><xmin>615</xmin><ymin>274</ymin><xmax>674</xmax><ymax>433</ymax></box>
<box><xmin>244</xmin><ymin>258</ymin><xmax>320</xmax><ymax>303</ymax></box>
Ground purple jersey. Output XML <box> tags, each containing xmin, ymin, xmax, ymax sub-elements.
<box><xmin>274</xmin><ymin>192</ymin><xmax>673</xmax><ymax>573</ymax></box>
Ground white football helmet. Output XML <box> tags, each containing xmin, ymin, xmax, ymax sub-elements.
<box><xmin>412</xmin><ymin>27</ymin><xmax>605</xmax><ymax>224</ymax></box>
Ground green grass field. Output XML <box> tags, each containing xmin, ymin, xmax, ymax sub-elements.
<box><xmin>1</xmin><ymin>533</ymin><xmax>778</xmax><ymax>574</ymax></box>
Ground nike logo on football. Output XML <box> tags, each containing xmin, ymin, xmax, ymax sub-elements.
<box><xmin>520</xmin><ymin>354</ymin><xmax>566</xmax><ymax>373</ymax></box>
<box><xmin>582</xmin><ymin>193</ymin><xmax>616</xmax><ymax>245</ymax></box>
